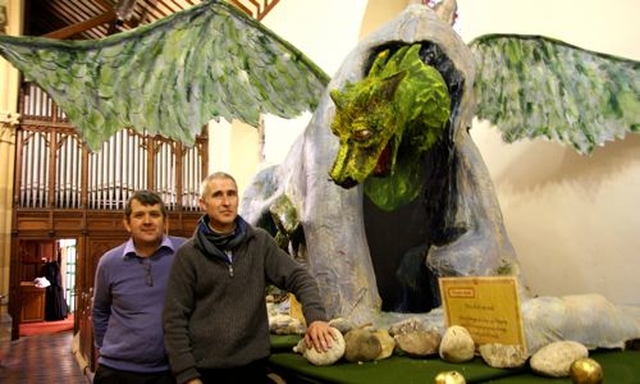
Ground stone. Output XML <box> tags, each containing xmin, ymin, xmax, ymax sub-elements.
<box><xmin>439</xmin><ymin>325</ymin><xmax>475</xmax><ymax>363</ymax></box>
<box><xmin>293</xmin><ymin>327</ymin><xmax>346</xmax><ymax>366</ymax></box>
<box><xmin>394</xmin><ymin>329</ymin><xmax>441</xmax><ymax>357</ymax></box>
<box><xmin>388</xmin><ymin>317</ymin><xmax>428</xmax><ymax>336</ymax></box>
<box><xmin>268</xmin><ymin>314</ymin><xmax>305</xmax><ymax>335</ymax></box>
<box><xmin>530</xmin><ymin>340</ymin><xmax>589</xmax><ymax>377</ymax></box>
<box><xmin>343</xmin><ymin>328</ymin><xmax>382</xmax><ymax>363</ymax></box>
<box><xmin>478</xmin><ymin>343</ymin><xmax>528</xmax><ymax>368</ymax></box>
<box><xmin>372</xmin><ymin>329</ymin><xmax>396</xmax><ymax>360</ymax></box>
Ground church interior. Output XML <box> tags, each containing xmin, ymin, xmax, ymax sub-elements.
<box><xmin>1</xmin><ymin>0</ymin><xmax>639</xmax><ymax>383</ymax></box>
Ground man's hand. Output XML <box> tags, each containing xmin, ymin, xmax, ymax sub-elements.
<box><xmin>304</xmin><ymin>321</ymin><xmax>336</xmax><ymax>353</ymax></box>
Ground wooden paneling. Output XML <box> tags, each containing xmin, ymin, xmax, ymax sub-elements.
<box><xmin>14</xmin><ymin>209</ymin><xmax>198</xmax><ymax>236</ymax></box>
<box><xmin>20</xmin><ymin>282</ymin><xmax>46</xmax><ymax>323</ymax></box>
<box><xmin>19</xmin><ymin>239</ymin><xmax>55</xmax><ymax>281</ymax></box>
<box><xmin>14</xmin><ymin>217</ymin><xmax>52</xmax><ymax>232</ymax></box>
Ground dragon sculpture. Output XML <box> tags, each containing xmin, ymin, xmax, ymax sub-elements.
<box><xmin>1</xmin><ymin>0</ymin><xmax>639</xmax><ymax>353</ymax></box>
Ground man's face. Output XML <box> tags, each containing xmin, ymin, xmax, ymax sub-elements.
<box><xmin>199</xmin><ymin>177</ymin><xmax>238</xmax><ymax>232</ymax></box>
<box><xmin>123</xmin><ymin>199</ymin><xmax>166</xmax><ymax>248</ymax></box>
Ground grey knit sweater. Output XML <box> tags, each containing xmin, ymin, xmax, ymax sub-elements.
<box><xmin>163</xmin><ymin>219</ymin><xmax>327</xmax><ymax>384</ymax></box>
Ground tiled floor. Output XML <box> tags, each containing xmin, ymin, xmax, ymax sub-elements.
<box><xmin>0</xmin><ymin>331</ymin><xmax>88</xmax><ymax>383</ymax></box>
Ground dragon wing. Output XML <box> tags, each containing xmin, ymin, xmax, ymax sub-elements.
<box><xmin>470</xmin><ymin>34</ymin><xmax>640</xmax><ymax>155</ymax></box>
<box><xmin>0</xmin><ymin>0</ymin><xmax>329</xmax><ymax>151</ymax></box>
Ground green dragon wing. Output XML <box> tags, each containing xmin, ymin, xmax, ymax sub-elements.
<box><xmin>0</xmin><ymin>0</ymin><xmax>329</xmax><ymax>151</ymax></box>
<box><xmin>470</xmin><ymin>34</ymin><xmax>640</xmax><ymax>154</ymax></box>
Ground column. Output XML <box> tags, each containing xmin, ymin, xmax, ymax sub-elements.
<box><xmin>0</xmin><ymin>0</ymin><xmax>23</xmax><ymax>351</ymax></box>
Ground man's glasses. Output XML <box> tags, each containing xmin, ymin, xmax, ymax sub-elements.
<box><xmin>140</xmin><ymin>258</ymin><xmax>153</xmax><ymax>287</ymax></box>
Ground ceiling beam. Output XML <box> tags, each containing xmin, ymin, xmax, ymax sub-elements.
<box><xmin>94</xmin><ymin>0</ymin><xmax>117</xmax><ymax>9</ymax></box>
<box><xmin>43</xmin><ymin>9</ymin><xmax>117</xmax><ymax>39</ymax></box>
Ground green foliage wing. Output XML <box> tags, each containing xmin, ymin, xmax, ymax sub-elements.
<box><xmin>470</xmin><ymin>34</ymin><xmax>640</xmax><ymax>154</ymax></box>
<box><xmin>0</xmin><ymin>0</ymin><xmax>329</xmax><ymax>150</ymax></box>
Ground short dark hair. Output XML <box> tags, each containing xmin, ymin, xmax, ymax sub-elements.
<box><xmin>124</xmin><ymin>190</ymin><xmax>168</xmax><ymax>218</ymax></box>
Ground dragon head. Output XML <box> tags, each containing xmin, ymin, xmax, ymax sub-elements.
<box><xmin>329</xmin><ymin>44</ymin><xmax>451</xmax><ymax>209</ymax></box>
<box><xmin>329</xmin><ymin>63</ymin><xmax>407</xmax><ymax>189</ymax></box>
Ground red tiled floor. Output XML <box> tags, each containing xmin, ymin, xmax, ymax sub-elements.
<box><xmin>0</xmin><ymin>331</ymin><xmax>88</xmax><ymax>383</ymax></box>
<box><xmin>19</xmin><ymin>315</ymin><xmax>74</xmax><ymax>337</ymax></box>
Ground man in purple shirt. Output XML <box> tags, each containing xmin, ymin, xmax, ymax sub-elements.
<box><xmin>92</xmin><ymin>190</ymin><xmax>186</xmax><ymax>384</ymax></box>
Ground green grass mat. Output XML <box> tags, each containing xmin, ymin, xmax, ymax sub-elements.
<box><xmin>270</xmin><ymin>336</ymin><xmax>640</xmax><ymax>383</ymax></box>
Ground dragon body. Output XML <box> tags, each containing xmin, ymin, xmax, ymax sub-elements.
<box><xmin>243</xmin><ymin>3</ymin><xmax>522</xmax><ymax>320</ymax></box>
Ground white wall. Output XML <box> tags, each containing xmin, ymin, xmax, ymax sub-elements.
<box><xmin>227</xmin><ymin>0</ymin><xmax>640</xmax><ymax>306</ymax></box>
<box><xmin>207</xmin><ymin>118</ymin><xmax>261</xmax><ymax>199</ymax></box>
<box><xmin>457</xmin><ymin>0</ymin><xmax>640</xmax><ymax>305</ymax></box>
<box><xmin>262</xmin><ymin>0</ymin><xmax>369</xmax><ymax>78</ymax></box>
<box><xmin>208</xmin><ymin>0</ymin><xmax>368</xmax><ymax>196</ymax></box>
<box><xmin>259</xmin><ymin>0</ymin><xmax>369</xmax><ymax>174</ymax></box>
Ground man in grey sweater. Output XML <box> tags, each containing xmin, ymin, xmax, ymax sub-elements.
<box><xmin>163</xmin><ymin>172</ymin><xmax>334</xmax><ymax>384</ymax></box>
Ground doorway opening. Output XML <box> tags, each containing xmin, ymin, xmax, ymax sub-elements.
<box><xmin>18</xmin><ymin>238</ymin><xmax>77</xmax><ymax>327</ymax></box>
<box><xmin>59</xmin><ymin>239</ymin><xmax>77</xmax><ymax>313</ymax></box>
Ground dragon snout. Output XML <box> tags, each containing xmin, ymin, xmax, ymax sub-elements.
<box><xmin>329</xmin><ymin>144</ymin><xmax>371</xmax><ymax>189</ymax></box>
<box><xmin>333</xmin><ymin>176</ymin><xmax>358</xmax><ymax>189</ymax></box>
<box><xmin>328</xmin><ymin>165</ymin><xmax>359</xmax><ymax>188</ymax></box>
<box><xmin>328</xmin><ymin>170</ymin><xmax>358</xmax><ymax>189</ymax></box>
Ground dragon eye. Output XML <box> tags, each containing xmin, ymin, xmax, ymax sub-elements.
<box><xmin>353</xmin><ymin>129</ymin><xmax>373</xmax><ymax>141</ymax></box>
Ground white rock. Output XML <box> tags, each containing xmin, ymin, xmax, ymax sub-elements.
<box><xmin>478</xmin><ymin>343</ymin><xmax>528</xmax><ymax>368</ymax></box>
<box><xmin>394</xmin><ymin>329</ymin><xmax>441</xmax><ymax>357</ymax></box>
<box><xmin>439</xmin><ymin>325</ymin><xmax>475</xmax><ymax>363</ymax></box>
<box><xmin>269</xmin><ymin>314</ymin><xmax>305</xmax><ymax>335</ymax></box>
<box><xmin>388</xmin><ymin>317</ymin><xmax>428</xmax><ymax>336</ymax></box>
<box><xmin>293</xmin><ymin>327</ymin><xmax>346</xmax><ymax>366</ymax></box>
<box><xmin>530</xmin><ymin>340</ymin><xmax>588</xmax><ymax>377</ymax></box>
